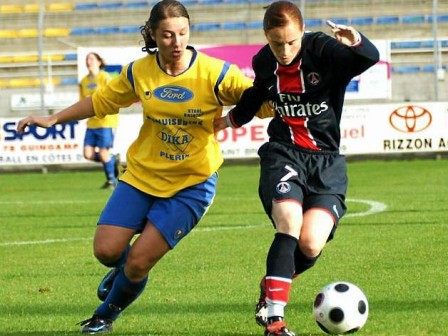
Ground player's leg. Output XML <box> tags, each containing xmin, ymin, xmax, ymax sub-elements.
<box><xmin>85</xmin><ymin>221</ymin><xmax>169</xmax><ymax>328</ymax></box>
<box><xmin>264</xmin><ymin>200</ymin><xmax>301</xmax><ymax>336</ymax></box>
<box><xmin>80</xmin><ymin>174</ymin><xmax>217</xmax><ymax>334</ymax></box>
<box><xmin>294</xmin><ymin>193</ymin><xmax>345</xmax><ymax>277</ymax></box>
<box><xmin>80</xmin><ymin>225</ymin><xmax>136</xmax><ymax>334</ymax></box>
<box><xmin>83</xmin><ymin>129</ymin><xmax>99</xmax><ymax>162</ymax></box>
<box><xmin>256</xmin><ymin>142</ymin><xmax>304</xmax><ymax>335</ymax></box>
<box><xmin>97</xmin><ymin>128</ymin><xmax>117</xmax><ymax>189</ymax></box>
<box><xmin>299</xmin><ymin>209</ymin><xmax>334</xmax><ymax>257</ymax></box>
<box><xmin>79</xmin><ymin>181</ymin><xmax>152</xmax><ymax>333</ymax></box>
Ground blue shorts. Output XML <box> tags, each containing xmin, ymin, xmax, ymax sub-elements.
<box><xmin>97</xmin><ymin>174</ymin><xmax>217</xmax><ymax>248</ymax></box>
<box><xmin>84</xmin><ymin>128</ymin><xmax>115</xmax><ymax>149</ymax></box>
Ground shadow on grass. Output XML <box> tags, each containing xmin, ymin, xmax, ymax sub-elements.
<box><xmin>0</xmin><ymin>332</ymin><xmax>322</xmax><ymax>336</ymax></box>
<box><xmin>1</xmin><ymin>301</ymin><xmax>325</xmax><ymax>336</ymax></box>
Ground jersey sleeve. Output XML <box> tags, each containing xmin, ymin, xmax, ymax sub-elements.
<box><xmin>215</xmin><ymin>63</ymin><xmax>253</xmax><ymax>107</ymax></box>
<box><xmin>319</xmin><ymin>31</ymin><xmax>380</xmax><ymax>83</ymax></box>
<box><xmin>226</xmin><ymin>50</ymin><xmax>273</xmax><ymax>128</ymax></box>
<box><xmin>92</xmin><ymin>63</ymin><xmax>140</xmax><ymax>119</ymax></box>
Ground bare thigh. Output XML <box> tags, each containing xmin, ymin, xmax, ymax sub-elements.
<box><xmin>271</xmin><ymin>200</ymin><xmax>303</xmax><ymax>238</ymax></box>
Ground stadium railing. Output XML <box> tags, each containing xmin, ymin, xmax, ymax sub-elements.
<box><xmin>1</xmin><ymin>1</ymin><xmax>447</xmax><ymax>89</ymax></box>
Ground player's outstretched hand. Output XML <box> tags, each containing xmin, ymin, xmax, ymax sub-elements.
<box><xmin>326</xmin><ymin>20</ymin><xmax>361</xmax><ymax>47</ymax></box>
<box><xmin>16</xmin><ymin>115</ymin><xmax>57</xmax><ymax>134</ymax></box>
<box><xmin>214</xmin><ymin>116</ymin><xmax>229</xmax><ymax>132</ymax></box>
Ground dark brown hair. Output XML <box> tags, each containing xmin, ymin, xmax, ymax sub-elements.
<box><xmin>263</xmin><ymin>0</ymin><xmax>303</xmax><ymax>31</ymax></box>
<box><xmin>140</xmin><ymin>0</ymin><xmax>190</xmax><ymax>54</ymax></box>
<box><xmin>86</xmin><ymin>52</ymin><xmax>105</xmax><ymax>69</ymax></box>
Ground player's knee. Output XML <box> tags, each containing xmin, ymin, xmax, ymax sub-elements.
<box><xmin>299</xmin><ymin>242</ymin><xmax>323</xmax><ymax>258</ymax></box>
<box><xmin>93</xmin><ymin>244</ymin><xmax>122</xmax><ymax>265</ymax></box>
<box><xmin>125</xmin><ymin>255</ymin><xmax>153</xmax><ymax>280</ymax></box>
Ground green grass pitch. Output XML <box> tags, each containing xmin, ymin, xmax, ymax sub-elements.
<box><xmin>0</xmin><ymin>158</ymin><xmax>447</xmax><ymax>335</ymax></box>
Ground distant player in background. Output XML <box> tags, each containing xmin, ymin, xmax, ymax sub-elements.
<box><xmin>16</xmin><ymin>0</ymin><xmax>271</xmax><ymax>334</ymax></box>
<box><xmin>215</xmin><ymin>1</ymin><xmax>379</xmax><ymax>335</ymax></box>
<box><xmin>80</xmin><ymin>52</ymin><xmax>120</xmax><ymax>189</ymax></box>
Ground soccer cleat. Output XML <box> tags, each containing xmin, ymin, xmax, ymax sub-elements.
<box><xmin>255</xmin><ymin>276</ymin><xmax>267</xmax><ymax>327</ymax></box>
<box><xmin>101</xmin><ymin>181</ymin><xmax>116</xmax><ymax>190</ymax></box>
<box><xmin>264</xmin><ymin>320</ymin><xmax>296</xmax><ymax>336</ymax></box>
<box><xmin>97</xmin><ymin>268</ymin><xmax>120</xmax><ymax>302</ymax></box>
<box><xmin>78</xmin><ymin>314</ymin><xmax>113</xmax><ymax>334</ymax></box>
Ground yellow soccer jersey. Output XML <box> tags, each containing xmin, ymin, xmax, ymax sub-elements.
<box><xmin>79</xmin><ymin>70</ymin><xmax>118</xmax><ymax>129</ymax></box>
<box><xmin>92</xmin><ymin>47</ymin><xmax>256</xmax><ymax>197</ymax></box>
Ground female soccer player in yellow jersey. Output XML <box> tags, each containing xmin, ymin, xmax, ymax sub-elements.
<box><xmin>16</xmin><ymin>0</ymin><xmax>271</xmax><ymax>333</ymax></box>
<box><xmin>79</xmin><ymin>52</ymin><xmax>120</xmax><ymax>189</ymax></box>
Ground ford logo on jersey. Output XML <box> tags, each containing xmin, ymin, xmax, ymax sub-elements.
<box><xmin>154</xmin><ymin>86</ymin><xmax>194</xmax><ymax>102</ymax></box>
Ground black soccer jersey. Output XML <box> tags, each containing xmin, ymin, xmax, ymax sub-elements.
<box><xmin>230</xmin><ymin>31</ymin><xmax>379</xmax><ymax>152</ymax></box>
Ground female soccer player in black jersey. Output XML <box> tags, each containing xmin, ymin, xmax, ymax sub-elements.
<box><xmin>215</xmin><ymin>1</ymin><xmax>379</xmax><ymax>335</ymax></box>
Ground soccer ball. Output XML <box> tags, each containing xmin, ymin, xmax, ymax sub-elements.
<box><xmin>312</xmin><ymin>281</ymin><xmax>369</xmax><ymax>335</ymax></box>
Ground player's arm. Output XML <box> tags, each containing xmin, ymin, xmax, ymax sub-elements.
<box><xmin>324</xmin><ymin>21</ymin><xmax>379</xmax><ymax>79</ymax></box>
<box><xmin>16</xmin><ymin>97</ymin><xmax>95</xmax><ymax>134</ymax></box>
<box><xmin>214</xmin><ymin>85</ymin><xmax>269</xmax><ymax>132</ymax></box>
<box><xmin>226</xmin><ymin>85</ymin><xmax>268</xmax><ymax>128</ymax></box>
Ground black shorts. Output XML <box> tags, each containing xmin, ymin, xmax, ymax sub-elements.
<box><xmin>258</xmin><ymin>141</ymin><xmax>347</xmax><ymax>227</ymax></box>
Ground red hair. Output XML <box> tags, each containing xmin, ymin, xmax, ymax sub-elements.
<box><xmin>263</xmin><ymin>1</ymin><xmax>303</xmax><ymax>31</ymax></box>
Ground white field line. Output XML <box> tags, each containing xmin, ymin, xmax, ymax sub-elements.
<box><xmin>345</xmin><ymin>198</ymin><xmax>387</xmax><ymax>218</ymax></box>
<box><xmin>0</xmin><ymin>198</ymin><xmax>386</xmax><ymax>246</ymax></box>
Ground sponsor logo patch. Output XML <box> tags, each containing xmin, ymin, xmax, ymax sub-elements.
<box><xmin>153</xmin><ymin>86</ymin><xmax>193</xmax><ymax>102</ymax></box>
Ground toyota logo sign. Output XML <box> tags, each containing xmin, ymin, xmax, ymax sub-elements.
<box><xmin>389</xmin><ymin>105</ymin><xmax>432</xmax><ymax>133</ymax></box>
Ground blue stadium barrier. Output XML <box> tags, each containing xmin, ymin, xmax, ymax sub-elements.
<box><xmin>420</xmin><ymin>40</ymin><xmax>434</xmax><ymax>48</ymax></box>
<box><xmin>175</xmin><ymin>0</ymin><xmax>197</xmax><ymax>5</ymax></box>
<box><xmin>98</xmin><ymin>2</ymin><xmax>122</xmax><ymax>10</ymax></box>
<box><xmin>222</xmin><ymin>0</ymin><xmax>248</xmax><ymax>3</ymax></box>
<box><xmin>122</xmin><ymin>1</ymin><xmax>149</xmax><ymax>8</ymax></box>
<box><xmin>70</xmin><ymin>27</ymin><xmax>96</xmax><ymax>35</ymax></box>
<box><xmin>64</xmin><ymin>53</ymin><xmax>78</xmax><ymax>61</ymax></box>
<box><xmin>421</xmin><ymin>64</ymin><xmax>436</xmax><ymax>72</ymax></box>
<box><xmin>119</xmin><ymin>25</ymin><xmax>141</xmax><ymax>34</ymax></box>
<box><xmin>350</xmin><ymin>17</ymin><xmax>373</xmax><ymax>25</ymax></box>
<box><xmin>191</xmin><ymin>23</ymin><xmax>220</xmax><ymax>31</ymax></box>
<box><xmin>427</xmin><ymin>14</ymin><xmax>448</xmax><ymax>23</ymax></box>
<box><xmin>94</xmin><ymin>26</ymin><xmax>120</xmax><ymax>35</ymax></box>
<box><xmin>391</xmin><ymin>39</ymin><xmax>448</xmax><ymax>49</ymax></box>
<box><xmin>420</xmin><ymin>65</ymin><xmax>447</xmax><ymax>72</ymax></box>
<box><xmin>327</xmin><ymin>18</ymin><xmax>349</xmax><ymax>25</ymax></box>
<box><xmin>199</xmin><ymin>0</ymin><xmax>223</xmax><ymax>4</ymax></box>
<box><xmin>304</xmin><ymin>18</ymin><xmax>323</xmax><ymax>27</ymax></box>
<box><xmin>392</xmin><ymin>65</ymin><xmax>420</xmax><ymax>74</ymax></box>
<box><xmin>245</xmin><ymin>21</ymin><xmax>263</xmax><ymax>29</ymax></box>
<box><xmin>375</xmin><ymin>16</ymin><xmax>399</xmax><ymax>24</ymax></box>
<box><xmin>74</xmin><ymin>3</ymin><xmax>98</xmax><ymax>10</ymax></box>
<box><xmin>390</xmin><ymin>41</ymin><xmax>421</xmax><ymax>49</ymax></box>
<box><xmin>401</xmin><ymin>15</ymin><xmax>425</xmax><ymax>24</ymax></box>
<box><xmin>221</xmin><ymin>22</ymin><xmax>245</xmax><ymax>30</ymax></box>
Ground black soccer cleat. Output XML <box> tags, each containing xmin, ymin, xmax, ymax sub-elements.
<box><xmin>78</xmin><ymin>314</ymin><xmax>113</xmax><ymax>334</ymax></box>
<box><xmin>97</xmin><ymin>268</ymin><xmax>120</xmax><ymax>302</ymax></box>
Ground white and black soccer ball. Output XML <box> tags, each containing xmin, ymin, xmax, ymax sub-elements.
<box><xmin>312</xmin><ymin>281</ymin><xmax>369</xmax><ymax>335</ymax></box>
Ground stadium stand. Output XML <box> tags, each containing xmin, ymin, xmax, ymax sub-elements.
<box><xmin>0</xmin><ymin>0</ymin><xmax>447</xmax><ymax>114</ymax></box>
